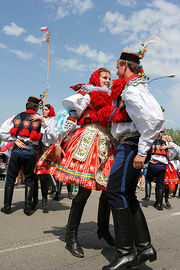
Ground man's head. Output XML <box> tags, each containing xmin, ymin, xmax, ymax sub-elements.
<box><xmin>26</xmin><ymin>96</ymin><xmax>41</xmax><ymax>111</ymax></box>
<box><xmin>117</xmin><ymin>52</ymin><xmax>140</xmax><ymax>79</ymax></box>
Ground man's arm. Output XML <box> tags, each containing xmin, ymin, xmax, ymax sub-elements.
<box><xmin>122</xmin><ymin>84</ymin><xmax>164</xmax><ymax>168</ymax></box>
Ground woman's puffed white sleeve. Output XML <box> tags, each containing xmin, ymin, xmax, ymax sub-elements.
<box><xmin>122</xmin><ymin>84</ymin><xmax>164</xmax><ymax>156</ymax></box>
<box><xmin>62</xmin><ymin>93</ymin><xmax>90</xmax><ymax>118</ymax></box>
<box><xmin>0</xmin><ymin>116</ymin><xmax>16</xmax><ymax>142</ymax></box>
<box><xmin>41</xmin><ymin>118</ymin><xmax>60</xmax><ymax>147</ymax></box>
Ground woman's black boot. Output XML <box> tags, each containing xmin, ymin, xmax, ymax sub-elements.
<box><xmin>67</xmin><ymin>183</ymin><xmax>73</xmax><ymax>200</ymax></box>
<box><xmin>65</xmin><ymin>200</ymin><xmax>87</xmax><ymax>258</ymax></box>
<box><xmin>142</xmin><ymin>182</ymin><xmax>151</xmax><ymax>202</ymax></box>
<box><xmin>53</xmin><ymin>181</ymin><xmax>62</xmax><ymax>200</ymax></box>
<box><xmin>164</xmin><ymin>185</ymin><xmax>171</xmax><ymax>208</ymax></box>
<box><xmin>40</xmin><ymin>176</ymin><xmax>49</xmax><ymax>209</ymax></box>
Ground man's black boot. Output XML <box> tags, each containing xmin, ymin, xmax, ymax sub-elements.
<box><xmin>32</xmin><ymin>178</ymin><xmax>38</xmax><ymax>210</ymax></box>
<box><xmin>156</xmin><ymin>188</ymin><xmax>163</xmax><ymax>210</ymax></box>
<box><xmin>131</xmin><ymin>207</ymin><xmax>157</xmax><ymax>266</ymax></box>
<box><xmin>1</xmin><ymin>186</ymin><xmax>14</xmax><ymax>214</ymax></box>
<box><xmin>102</xmin><ymin>208</ymin><xmax>136</xmax><ymax>270</ymax></box>
<box><xmin>24</xmin><ymin>185</ymin><xmax>33</xmax><ymax>216</ymax></box>
<box><xmin>97</xmin><ymin>191</ymin><xmax>115</xmax><ymax>246</ymax></box>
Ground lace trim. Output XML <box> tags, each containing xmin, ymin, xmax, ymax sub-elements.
<box><xmin>73</xmin><ymin>124</ymin><xmax>110</xmax><ymax>186</ymax></box>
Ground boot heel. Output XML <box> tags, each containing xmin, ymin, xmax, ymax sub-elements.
<box><xmin>149</xmin><ymin>254</ymin><xmax>157</xmax><ymax>262</ymax></box>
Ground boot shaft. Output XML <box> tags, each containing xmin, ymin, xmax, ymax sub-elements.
<box><xmin>112</xmin><ymin>208</ymin><xmax>134</xmax><ymax>249</ymax></box>
<box><xmin>4</xmin><ymin>186</ymin><xmax>14</xmax><ymax>207</ymax></box>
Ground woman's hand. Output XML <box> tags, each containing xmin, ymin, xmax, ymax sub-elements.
<box><xmin>55</xmin><ymin>144</ymin><xmax>65</xmax><ymax>163</ymax></box>
<box><xmin>15</xmin><ymin>139</ymin><xmax>26</xmax><ymax>149</ymax></box>
<box><xmin>29</xmin><ymin>114</ymin><xmax>44</xmax><ymax>122</ymax></box>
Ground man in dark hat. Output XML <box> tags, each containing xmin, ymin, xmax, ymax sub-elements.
<box><xmin>102</xmin><ymin>53</ymin><xmax>164</xmax><ymax>269</ymax></box>
<box><xmin>0</xmin><ymin>96</ymin><xmax>42</xmax><ymax>215</ymax></box>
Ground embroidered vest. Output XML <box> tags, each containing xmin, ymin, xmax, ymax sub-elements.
<box><xmin>10</xmin><ymin>112</ymin><xmax>42</xmax><ymax>141</ymax></box>
<box><xmin>151</xmin><ymin>138</ymin><xmax>169</xmax><ymax>158</ymax></box>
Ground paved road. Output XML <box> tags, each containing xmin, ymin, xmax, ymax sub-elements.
<box><xmin>0</xmin><ymin>181</ymin><xmax>180</xmax><ymax>270</ymax></box>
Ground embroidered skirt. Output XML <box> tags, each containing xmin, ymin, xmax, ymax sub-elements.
<box><xmin>164</xmin><ymin>163</ymin><xmax>179</xmax><ymax>185</ymax></box>
<box><xmin>36</xmin><ymin>124</ymin><xmax>114</xmax><ymax>190</ymax></box>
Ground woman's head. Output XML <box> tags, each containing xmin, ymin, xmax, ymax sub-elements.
<box><xmin>99</xmin><ymin>68</ymin><xmax>111</xmax><ymax>88</ymax></box>
<box><xmin>88</xmin><ymin>68</ymin><xmax>111</xmax><ymax>88</ymax></box>
<box><xmin>42</xmin><ymin>104</ymin><xmax>55</xmax><ymax>118</ymax></box>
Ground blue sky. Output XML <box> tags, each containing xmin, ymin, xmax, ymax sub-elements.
<box><xmin>1</xmin><ymin>0</ymin><xmax>180</xmax><ymax>129</ymax></box>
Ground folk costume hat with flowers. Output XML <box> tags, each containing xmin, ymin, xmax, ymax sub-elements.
<box><xmin>10</xmin><ymin>96</ymin><xmax>42</xmax><ymax>141</ymax></box>
<box><xmin>111</xmin><ymin>37</ymin><xmax>160</xmax><ymax>101</ymax></box>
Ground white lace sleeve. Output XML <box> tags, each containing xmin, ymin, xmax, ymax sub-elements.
<box><xmin>41</xmin><ymin>117</ymin><xmax>60</xmax><ymax>147</ymax></box>
<box><xmin>0</xmin><ymin>115</ymin><xmax>16</xmax><ymax>142</ymax></box>
<box><xmin>62</xmin><ymin>93</ymin><xmax>90</xmax><ymax>118</ymax></box>
<box><xmin>169</xmin><ymin>142</ymin><xmax>180</xmax><ymax>160</ymax></box>
<box><xmin>122</xmin><ymin>83</ymin><xmax>164</xmax><ymax>156</ymax></box>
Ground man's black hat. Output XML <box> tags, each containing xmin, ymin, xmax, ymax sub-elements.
<box><xmin>120</xmin><ymin>52</ymin><xmax>140</xmax><ymax>64</ymax></box>
<box><xmin>27</xmin><ymin>96</ymin><xmax>41</xmax><ymax>104</ymax></box>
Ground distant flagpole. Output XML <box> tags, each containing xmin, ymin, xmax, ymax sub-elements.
<box><xmin>41</xmin><ymin>27</ymin><xmax>51</xmax><ymax>104</ymax></box>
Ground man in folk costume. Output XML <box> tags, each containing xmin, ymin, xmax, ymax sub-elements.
<box><xmin>102</xmin><ymin>46</ymin><xmax>164</xmax><ymax>269</ymax></box>
<box><xmin>0</xmin><ymin>96</ymin><xmax>42</xmax><ymax>216</ymax></box>
<box><xmin>145</xmin><ymin>134</ymin><xmax>169</xmax><ymax>210</ymax></box>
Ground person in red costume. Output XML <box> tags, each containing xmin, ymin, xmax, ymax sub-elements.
<box><xmin>36</xmin><ymin>68</ymin><xmax>115</xmax><ymax>257</ymax></box>
<box><xmin>0</xmin><ymin>96</ymin><xmax>42</xmax><ymax>216</ymax></box>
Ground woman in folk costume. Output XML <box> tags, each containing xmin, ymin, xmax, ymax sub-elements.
<box><xmin>162</xmin><ymin>135</ymin><xmax>180</xmax><ymax>207</ymax></box>
<box><xmin>30</xmin><ymin>104</ymin><xmax>59</xmax><ymax>210</ymax></box>
<box><xmin>37</xmin><ymin>67</ymin><xmax>127</xmax><ymax>257</ymax></box>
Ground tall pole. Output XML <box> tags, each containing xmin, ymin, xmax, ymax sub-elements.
<box><xmin>42</xmin><ymin>30</ymin><xmax>51</xmax><ymax>104</ymax></box>
<box><xmin>46</xmin><ymin>40</ymin><xmax>50</xmax><ymax>104</ymax></box>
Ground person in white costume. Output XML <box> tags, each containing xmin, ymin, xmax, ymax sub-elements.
<box><xmin>102</xmin><ymin>52</ymin><xmax>164</xmax><ymax>270</ymax></box>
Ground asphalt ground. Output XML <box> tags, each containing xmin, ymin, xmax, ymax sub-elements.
<box><xmin>0</xmin><ymin>180</ymin><xmax>180</xmax><ymax>270</ymax></box>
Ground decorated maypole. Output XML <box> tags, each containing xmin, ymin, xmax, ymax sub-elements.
<box><xmin>41</xmin><ymin>26</ymin><xmax>51</xmax><ymax>105</ymax></box>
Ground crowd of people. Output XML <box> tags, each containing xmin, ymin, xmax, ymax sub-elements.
<box><xmin>0</xmin><ymin>45</ymin><xmax>179</xmax><ymax>270</ymax></box>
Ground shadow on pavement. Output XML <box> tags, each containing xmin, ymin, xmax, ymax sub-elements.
<box><xmin>11</xmin><ymin>198</ymin><xmax>70</xmax><ymax>213</ymax></box>
<box><xmin>43</xmin><ymin>222</ymin><xmax>115</xmax><ymax>251</ymax></box>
